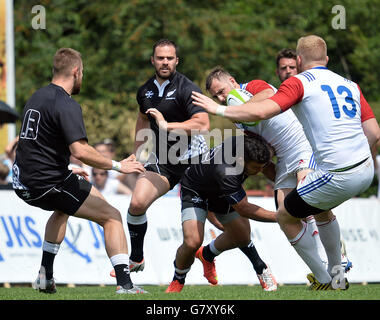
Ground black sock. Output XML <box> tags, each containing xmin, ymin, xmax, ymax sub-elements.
<box><xmin>41</xmin><ymin>250</ymin><xmax>56</xmax><ymax>280</ymax></box>
<box><xmin>201</xmin><ymin>245</ymin><xmax>216</xmax><ymax>263</ymax></box>
<box><xmin>114</xmin><ymin>264</ymin><xmax>133</xmax><ymax>289</ymax></box>
<box><xmin>239</xmin><ymin>241</ymin><xmax>266</xmax><ymax>274</ymax></box>
<box><xmin>127</xmin><ymin>213</ymin><xmax>147</xmax><ymax>262</ymax></box>
<box><xmin>173</xmin><ymin>261</ymin><xmax>188</xmax><ymax>284</ymax></box>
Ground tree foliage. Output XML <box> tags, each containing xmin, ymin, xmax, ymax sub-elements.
<box><xmin>14</xmin><ymin>0</ymin><xmax>380</xmax><ymax>194</ymax></box>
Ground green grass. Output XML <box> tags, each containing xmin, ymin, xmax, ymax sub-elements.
<box><xmin>0</xmin><ymin>283</ymin><xmax>379</xmax><ymax>300</ymax></box>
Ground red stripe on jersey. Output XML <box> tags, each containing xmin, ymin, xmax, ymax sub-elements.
<box><xmin>269</xmin><ymin>77</ymin><xmax>304</xmax><ymax>112</ymax></box>
<box><xmin>245</xmin><ymin>80</ymin><xmax>272</xmax><ymax>95</ymax></box>
<box><xmin>357</xmin><ymin>84</ymin><xmax>375</xmax><ymax>122</ymax></box>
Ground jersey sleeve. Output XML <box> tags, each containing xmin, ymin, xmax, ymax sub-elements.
<box><xmin>269</xmin><ymin>76</ymin><xmax>304</xmax><ymax>112</ymax></box>
<box><xmin>357</xmin><ymin>84</ymin><xmax>375</xmax><ymax>122</ymax></box>
<box><xmin>136</xmin><ymin>86</ymin><xmax>145</xmax><ymax>113</ymax></box>
<box><xmin>57</xmin><ymin>99</ymin><xmax>88</xmax><ymax>145</ymax></box>
<box><xmin>245</xmin><ymin>80</ymin><xmax>273</xmax><ymax>95</ymax></box>
<box><xmin>182</xmin><ymin>82</ymin><xmax>207</xmax><ymax>117</ymax></box>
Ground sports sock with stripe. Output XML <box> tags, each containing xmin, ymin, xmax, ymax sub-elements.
<box><xmin>173</xmin><ymin>261</ymin><xmax>191</xmax><ymax>284</ymax></box>
<box><xmin>110</xmin><ymin>253</ymin><xmax>133</xmax><ymax>288</ymax></box>
<box><xmin>290</xmin><ymin>221</ymin><xmax>332</xmax><ymax>284</ymax></box>
<box><xmin>202</xmin><ymin>240</ymin><xmax>221</xmax><ymax>262</ymax></box>
<box><xmin>41</xmin><ymin>241</ymin><xmax>60</xmax><ymax>280</ymax></box>
<box><xmin>127</xmin><ymin>211</ymin><xmax>147</xmax><ymax>262</ymax></box>
<box><xmin>239</xmin><ymin>240</ymin><xmax>266</xmax><ymax>274</ymax></box>
<box><xmin>316</xmin><ymin>216</ymin><xmax>342</xmax><ymax>276</ymax></box>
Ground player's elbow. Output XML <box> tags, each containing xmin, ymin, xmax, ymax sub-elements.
<box><xmin>200</xmin><ymin>121</ymin><xmax>210</xmax><ymax>132</ymax></box>
<box><xmin>69</xmin><ymin>140</ymin><xmax>88</xmax><ymax>162</ymax></box>
<box><xmin>374</xmin><ymin>130</ymin><xmax>380</xmax><ymax>147</ymax></box>
<box><xmin>250</xmin><ymin>108</ymin><xmax>268</xmax><ymax>121</ymax></box>
<box><xmin>71</xmin><ymin>149</ymin><xmax>86</xmax><ymax>162</ymax></box>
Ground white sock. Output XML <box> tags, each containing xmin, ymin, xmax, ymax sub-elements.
<box><xmin>209</xmin><ymin>239</ymin><xmax>222</xmax><ymax>256</ymax></box>
<box><xmin>127</xmin><ymin>212</ymin><xmax>147</xmax><ymax>225</ymax></box>
<box><xmin>42</xmin><ymin>241</ymin><xmax>60</xmax><ymax>254</ymax></box>
<box><xmin>290</xmin><ymin>222</ymin><xmax>331</xmax><ymax>284</ymax></box>
<box><xmin>110</xmin><ymin>253</ymin><xmax>129</xmax><ymax>267</ymax></box>
<box><xmin>317</xmin><ymin>217</ymin><xmax>342</xmax><ymax>276</ymax></box>
<box><xmin>306</xmin><ymin>216</ymin><xmax>328</xmax><ymax>265</ymax></box>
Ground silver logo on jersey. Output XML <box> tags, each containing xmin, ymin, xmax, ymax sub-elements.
<box><xmin>191</xmin><ymin>196</ymin><xmax>204</xmax><ymax>204</ymax></box>
<box><xmin>145</xmin><ymin>90</ymin><xmax>154</xmax><ymax>99</ymax></box>
<box><xmin>166</xmin><ymin>89</ymin><xmax>176</xmax><ymax>100</ymax></box>
<box><xmin>22</xmin><ymin>191</ymin><xmax>31</xmax><ymax>199</ymax></box>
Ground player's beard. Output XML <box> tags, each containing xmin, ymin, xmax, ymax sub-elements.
<box><xmin>156</xmin><ymin>66</ymin><xmax>175</xmax><ymax>80</ymax></box>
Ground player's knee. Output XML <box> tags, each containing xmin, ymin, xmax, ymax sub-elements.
<box><xmin>98</xmin><ymin>207</ymin><xmax>122</xmax><ymax>226</ymax></box>
<box><xmin>184</xmin><ymin>236</ymin><xmax>202</xmax><ymax>253</ymax></box>
<box><xmin>234</xmin><ymin>232</ymin><xmax>251</xmax><ymax>247</ymax></box>
<box><xmin>277</xmin><ymin>206</ymin><xmax>298</xmax><ymax>227</ymax></box>
<box><xmin>129</xmin><ymin>196</ymin><xmax>149</xmax><ymax>214</ymax></box>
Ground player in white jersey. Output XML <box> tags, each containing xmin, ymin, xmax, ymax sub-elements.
<box><xmin>193</xmin><ymin>67</ymin><xmax>315</xmax><ymax>291</ymax></box>
<box><xmin>191</xmin><ymin>35</ymin><xmax>380</xmax><ymax>290</ymax></box>
<box><xmin>205</xmin><ymin>67</ymin><xmax>315</xmax><ymax>205</ymax></box>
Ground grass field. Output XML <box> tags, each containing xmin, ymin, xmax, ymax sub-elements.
<box><xmin>1</xmin><ymin>283</ymin><xmax>379</xmax><ymax>300</ymax></box>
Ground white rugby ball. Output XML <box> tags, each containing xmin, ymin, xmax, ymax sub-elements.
<box><xmin>226</xmin><ymin>88</ymin><xmax>259</xmax><ymax>126</ymax></box>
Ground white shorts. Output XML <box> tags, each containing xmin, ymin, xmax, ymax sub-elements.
<box><xmin>297</xmin><ymin>157</ymin><xmax>374</xmax><ymax>210</ymax></box>
<box><xmin>275</xmin><ymin>151</ymin><xmax>316</xmax><ymax>190</ymax></box>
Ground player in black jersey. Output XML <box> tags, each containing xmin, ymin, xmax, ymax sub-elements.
<box><xmin>13</xmin><ymin>48</ymin><xmax>146</xmax><ymax>294</ymax></box>
<box><xmin>124</xmin><ymin>39</ymin><xmax>210</xmax><ymax>272</ymax></box>
<box><xmin>166</xmin><ymin>134</ymin><xmax>278</xmax><ymax>292</ymax></box>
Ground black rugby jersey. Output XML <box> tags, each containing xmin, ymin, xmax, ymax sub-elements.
<box><xmin>137</xmin><ymin>71</ymin><xmax>207</xmax><ymax>163</ymax></box>
<box><xmin>13</xmin><ymin>83</ymin><xmax>87</xmax><ymax>190</ymax></box>
<box><xmin>181</xmin><ymin>136</ymin><xmax>248</xmax><ymax>205</ymax></box>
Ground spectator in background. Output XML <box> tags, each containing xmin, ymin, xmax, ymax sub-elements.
<box><xmin>91</xmin><ymin>167</ymin><xmax>132</xmax><ymax>196</ymax></box>
<box><xmin>3</xmin><ymin>136</ymin><xmax>18</xmax><ymax>183</ymax></box>
<box><xmin>0</xmin><ymin>59</ymin><xmax>6</xmax><ymax>89</ymax></box>
<box><xmin>68</xmin><ymin>155</ymin><xmax>91</xmax><ymax>176</ymax></box>
<box><xmin>94</xmin><ymin>140</ymin><xmax>139</xmax><ymax>191</ymax></box>
<box><xmin>0</xmin><ymin>162</ymin><xmax>12</xmax><ymax>189</ymax></box>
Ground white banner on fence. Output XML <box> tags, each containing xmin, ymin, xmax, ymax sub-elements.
<box><xmin>0</xmin><ymin>191</ymin><xmax>379</xmax><ymax>285</ymax></box>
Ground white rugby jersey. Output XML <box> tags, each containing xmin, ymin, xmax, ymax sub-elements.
<box><xmin>237</xmin><ymin>80</ymin><xmax>314</xmax><ymax>169</ymax></box>
<box><xmin>270</xmin><ymin>66</ymin><xmax>372</xmax><ymax>171</ymax></box>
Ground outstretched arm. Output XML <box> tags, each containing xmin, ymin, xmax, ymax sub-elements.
<box><xmin>232</xmin><ymin>196</ymin><xmax>277</xmax><ymax>222</ymax></box>
<box><xmin>191</xmin><ymin>91</ymin><xmax>282</xmax><ymax>122</ymax></box>
<box><xmin>146</xmin><ymin>108</ymin><xmax>209</xmax><ymax>135</ymax></box>
<box><xmin>69</xmin><ymin>140</ymin><xmax>145</xmax><ymax>174</ymax></box>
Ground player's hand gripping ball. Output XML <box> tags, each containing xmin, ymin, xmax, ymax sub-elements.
<box><xmin>226</xmin><ymin>88</ymin><xmax>260</xmax><ymax>126</ymax></box>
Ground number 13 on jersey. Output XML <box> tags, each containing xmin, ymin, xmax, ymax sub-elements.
<box><xmin>321</xmin><ymin>84</ymin><xmax>357</xmax><ymax>119</ymax></box>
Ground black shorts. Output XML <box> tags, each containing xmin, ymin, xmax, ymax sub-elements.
<box><xmin>15</xmin><ymin>173</ymin><xmax>92</xmax><ymax>215</ymax></box>
<box><xmin>145</xmin><ymin>162</ymin><xmax>189</xmax><ymax>190</ymax></box>
<box><xmin>180</xmin><ymin>185</ymin><xmax>235</xmax><ymax>215</ymax></box>
<box><xmin>284</xmin><ymin>188</ymin><xmax>325</xmax><ymax>218</ymax></box>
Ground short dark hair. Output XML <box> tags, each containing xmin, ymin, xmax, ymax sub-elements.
<box><xmin>53</xmin><ymin>48</ymin><xmax>82</xmax><ymax>77</ymax></box>
<box><xmin>152</xmin><ymin>39</ymin><xmax>179</xmax><ymax>57</ymax></box>
<box><xmin>205</xmin><ymin>66</ymin><xmax>232</xmax><ymax>91</ymax></box>
<box><xmin>276</xmin><ymin>48</ymin><xmax>296</xmax><ymax>68</ymax></box>
<box><xmin>243</xmin><ymin>132</ymin><xmax>272</xmax><ymax>164</ymax></box>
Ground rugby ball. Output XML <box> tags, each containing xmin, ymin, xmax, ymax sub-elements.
<box><xmin>226</xmin><ymin>88</ymin><xmax>259</xmax><ymax>126</ymax></box>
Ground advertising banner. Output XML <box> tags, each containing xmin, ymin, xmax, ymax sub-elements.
<box><xmin>0</xmin><ymin>191</ymin><xmax>379</xmax><ymax>285</ymax></box>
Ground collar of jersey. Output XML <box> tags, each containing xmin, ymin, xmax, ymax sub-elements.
<box><xmin>311</xmin><ymin>66</ymin><xmax>328</xmax><ymax>70</ymax></box>
<box><xmin>153</xmin><ymin>72</ymin><xmax>177</xmax><ymax>97</ymax></box>
<box><xmin>153</xmin><ymin>79</ymin><xmax>170</xmax><ymax>97</ymax></box>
